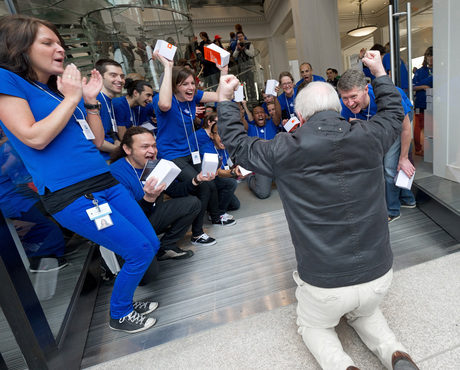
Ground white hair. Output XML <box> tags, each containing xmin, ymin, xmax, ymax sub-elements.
<box><xmin>294</xmin><ymin>81</ymin><xmax>341</xmax><ymax>120</ymax></box>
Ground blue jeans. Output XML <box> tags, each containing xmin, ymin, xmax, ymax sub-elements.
<box><xmin>53</xmin><ymin>184</ymin><xmax>159</xmax><ymax>319</ymax></box>
<box><xmin>384</xmin><ymin>137</ymin><xmax>415</xmax><ymax>217</ymax></box>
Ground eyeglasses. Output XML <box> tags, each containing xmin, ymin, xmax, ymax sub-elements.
<box><xmin>281</xmin><ymin>82</ymin><xmax>293</xmax><ymax>87</ymax></box>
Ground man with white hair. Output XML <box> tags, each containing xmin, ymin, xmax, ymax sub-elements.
<box><xmin>216</xmin><ymin>51</ymin><xmax>419</xmax><ymax>370</ymax></box>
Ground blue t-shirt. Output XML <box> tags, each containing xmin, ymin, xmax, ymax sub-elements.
<box><xmin>196</xmin><ymin>133</ymin><xmax>231</xmax><ymax>170</ymax></box>
<box><xmin>110</xmin><ymin>158</ymin><xmax>144</xmax><ymax>201</ymax></box>
<box><xmin>278</xmin><ymin>91</ymin><xmax>297</xmax><ymax>119</ymax></box>
<box><xmin>412</xmin><ymin>66</ymin><xmax>433</xmax><ymax>109</ymax></box>
<box><xmin>382</xmin><ymin>53</ymin><xmax>409</xmax><ymax>91</ymax></box>
<box><xmin>112</xmin><ymin>96</ymin><xmax>154</xmax><ymax>129</ymax></box>
<box><xmin>193</xmin><ymin>128</ymin><xmax>214</xmax><ymax>158</ymax></box>
<box><xmin>340</xmin><ymin>84</ymin><xmax>412</xmax><ymax>121</ymax></box>
<box><xmin>153</xmin><ymin>90</ymin><xmax>205</xmax><ymax>160</ymax></box>
<box><xmin>98</xmin><ymin>92</ymin><xmax>117</xmax><ymax>161</ymax></box>
<box><xmin>0</xmin><ymin>69</ymin><xmax>109</xmax><ymax>194</ymax></box>
<box><xmin>296</xmin><ymin>75</ymin><xmax>326</xmax><ymax>87</ymax></box>
<box><xmin>247</xmin><ymin>119</ymin><xmax>279</xmax><ymax>140</ymax></box>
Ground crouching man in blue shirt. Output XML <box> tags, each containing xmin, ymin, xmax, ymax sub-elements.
<box><xmin>110</xmin><ymin>127</ymin><xmax>215</xmax><ymax>261</ymax></box>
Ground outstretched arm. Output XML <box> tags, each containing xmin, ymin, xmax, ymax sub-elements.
<box><xmin>155</xmin><ymin>51</ymin><xmax>174</xmax><ymax>112</ymax></box>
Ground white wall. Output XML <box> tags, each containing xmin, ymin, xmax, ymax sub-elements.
<box><xmin>432</xmin><ymin>0</ymin><xmax>460</xmax><ymax>183</ymax></box>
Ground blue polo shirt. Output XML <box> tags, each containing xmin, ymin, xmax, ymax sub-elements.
<box><xmin>247</xmin><ymin>119</ymin><xmax>279</xmax><ymax>140</ymax></box>
<box><xmin>412</xmin><ymin>66</ymin><xmax>433</xmax><ymax>110</ymax></box>
<box><xmin>296</xmin><ymin>75</ymin><xmax>326</xmax><ymax>87</ymax></box>
<box><xmin>112</xmin><ymin>96</ymin><xmax>154</xmax><ymax>129</ymax></box>
<box><xmin>98</xmin><ymin>92</ymin><xmax>117</xmax><ymax>161</ymax></box>
<box><xmin>153</xmin><ymin>90</ymin><xmax>204</xmax><ymax>160</ymax></box>
<box><xmin>278</xmin><ymin>90</ymin><xmax>297</xmax><ymax>119</ymax></box>
<box><xmin>0</xmin><ymin>68</ymin><xmax>109</xmax><ymax>194</ymax></box>
<box><xmin>110</xmin><ymin>158</ymin><xmax>144</xmax><ymax>201</ymax></box>
<box><xmin>382</xmin><ymin>53</ymin><xmax>409</xmax><ymax>91</ymax></box>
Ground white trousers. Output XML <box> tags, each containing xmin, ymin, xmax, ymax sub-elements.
<box><xmin>294</xmin><ymin>269</ymin><xmax>405</xmax><ymax>370</ymax></box>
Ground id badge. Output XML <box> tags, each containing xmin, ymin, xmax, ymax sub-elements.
<box><xmin>86</xmin><ymin>202</ymin><xmax>112</xmax><ymax>220</ymax></box>
<box><xmin>77</xmin><ymin>119</ymin><xmax>95</xmax><ymax>140</ymax></box>
<box><xmin>86</xmin><ymin>203</ymin><xmax>113</xmax><ymax>230</ymax></box>
<box><xmin>227</xmin><ymin>157</ymin><xmax>234</xmax><ymax>167</ymax></box>
<box><xmin>224</xmin><ymin>165</ymin><xmax>230</xmax><ymax>170</ymax></box>
<box><xmin>191</xmin><ymin>151</ymin><xmax>201</xmax><ymax>165</ymax></box>
<box><xmin>111</xmin><ymin>118</ymin><xmax>118</xmax><ymax>132</ymax></box>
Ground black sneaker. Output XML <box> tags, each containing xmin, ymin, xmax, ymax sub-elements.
<box><xmin>212</xmin><ymin>215</ymin><xmax>237</xmax><ymax>226</ymax></box>
<box><xmin>157</xmin><ymin>247</ymin><xmax>194</xmax><ymax>261</ymax></box>
<box><xmin>388</xmin><ymin>214</ymin><xmax>401</xmax><ymax>223</ymax></box>
<box><xmin>191</xmin><ymin>233</ymin><xmax>217</xmax><ymax>246</ymax></box>
<box><xmin>109</xmin><ymin>310</ymin><xmax>156</xmax><ymax>333</ymax></box>
<box><xmin>29</xmin><ymin>256</ymin><xmax>68</xmax><ymax>273</ymax></box>
<box><xmin>133</xmin><ymin>301</ymin><xmax>159</xmax><ymax>315</ymax></box>
<box><xmin>400</xmin><ymin>202</ymin><xmax>416</xmax><ymax>209</ymax></box>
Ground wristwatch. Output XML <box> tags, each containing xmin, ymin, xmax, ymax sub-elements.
<box><xmin>84</xmin><ymin>101</ymin><xmax>102</xmax><ymax>110</ymax></box>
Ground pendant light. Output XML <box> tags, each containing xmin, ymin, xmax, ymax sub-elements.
<box><xmin>347</xmin><ymin>0</ymin><xmax>378</xmax><ymax>37</ymax></box>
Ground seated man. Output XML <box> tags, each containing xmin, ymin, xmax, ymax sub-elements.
<box><xmin>244</xmin><ymin>99</ymin><xmax>281</xmax><ymax>199</ymax></box>
<box><xmin>338</xmin><ymin>67</ymin><xmax>416</xmax><ymax>222</ymax></box>
<box><xmin>110</xmin><ymin>127</ymin><xmax>209</xmax><ymax>261</ymax></box>
<box><xmin>296</xmin><ymin>62</ymin><xmax>326</xmax><ymax>87</ymax></box>
<box><xmin>198</xmin><ymin>113</ymin><xmax>246</xmax><ymax>218</ymax></box>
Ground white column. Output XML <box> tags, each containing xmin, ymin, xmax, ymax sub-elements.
<box><xmin>290</xmin><ymin>0</ymin><xmax>342</xmax><ymax>79</ymax></box>
<box><xmin>433</xmin><ymin>0</ymin><xmax>460</xmax><ymax>182</ymax></box>
<box><xmin>267</xmin><ymin>36</ymin><xmax>290</xmax><ymax>80</ymax></box>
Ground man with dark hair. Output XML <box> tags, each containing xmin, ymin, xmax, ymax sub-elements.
<box><xmin>94</xmin><ymin>58</ymin><xmax>125</xmax><ymax>162</ymax></box>
<box><xmin>217</xmin><ymin>51</ymin><xmax>418</xmax><ymax>370</ymax></box>
<box><xmin>244</xmin><ymin>100</ymin><xmax>281</xmax><ymax>199</ymax></box>
<box><xmin>110</xmin><ymin>126</ymin><xmax>212</xmax><ymax>260</ymax></box>
<box><xmin>326</xmin><ymin>68</ymin><xmax>339</xmax><ymax>88</ymax></box>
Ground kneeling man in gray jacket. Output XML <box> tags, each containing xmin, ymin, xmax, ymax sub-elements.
<box><xmin>216</xmin><ymin>51</ymin><xmax>419</xmax><ymax>370</ymax></box>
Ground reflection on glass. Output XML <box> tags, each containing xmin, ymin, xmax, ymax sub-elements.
<box><xmin>0</xmin><ymin>131</ymin><xmax>89</xmax><ymax>337</ymax></box>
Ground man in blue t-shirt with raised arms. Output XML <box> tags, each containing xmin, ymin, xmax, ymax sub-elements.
<box><xmin>94</xmin><ymin>59</ymin><xmax>125</xmax><ymax>162</ymax></box>
<box><xmin>244</xmin><ymin>99</ymin><xmax>281</xmax><ymax>199</ymax></box>
<box><xmin>338</xmin><ymin>67</ymin><xmax>416</xmax><ymax>223</ymax></box>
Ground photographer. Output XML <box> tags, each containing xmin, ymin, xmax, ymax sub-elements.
<box><xmin>233</xmin><ymin>31</ymin><xmax>254</xmax><ymax>63</ymax></box>
<box><xmin>233</xmin><ymin>31</ymin><xmax>255</xmax><ymax>100</ymax></box>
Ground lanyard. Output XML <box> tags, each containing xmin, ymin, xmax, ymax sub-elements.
<box><xmin>100</xmin><ymin>92</ymin><xmax>115</xmax><ymax>121</ymax></box>
<box><xmin>125</xmin><ymin>157</ymin><xmax>146</xmax><ymax>195</ymax></box>
<box><xmin>174</xmin><ymin>95</ymin><xmax>200</xmax><ymax>154</ymax></box>
<box><xmin>126</xmin><ymin>97</ymin><xmax>140</xmax><ymax>126</ymax></box>
<box><xmin>284</xmin><ymin>93</ymin><xmax>293</xmax><ymax>116</ymax></box>
<box><xmin>215</xmin><ymin>147</ymin><xmax>228</xmax><ymax>166</ymax></box>
<box><xmin>32</xmin><ymin>82</ymin><xmax>85</xmax><ymax>121</ymax></box>
<box><xmin>355</xmin><ymin>102</ymin><xmax>371</xmax><ymax>121</ymax></box>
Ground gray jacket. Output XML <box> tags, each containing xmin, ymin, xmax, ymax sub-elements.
<box><xmin>217</xmin><ymin>75</ymin><xmax>404</xmax><ymax>288</ymax></box>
